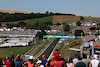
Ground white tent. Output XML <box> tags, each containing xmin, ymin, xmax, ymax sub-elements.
<box><xmin>84</xmin><ymin>43</ymin><xmax>89</xmax><ymax>47</ymax></box>
<box><xmin>16</xmin><ymin>42</ymin><xmax>28</xmax><ymax>46</ymax></box>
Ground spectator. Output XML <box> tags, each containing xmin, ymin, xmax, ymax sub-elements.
<box><xmin>53</xmin><ymin>57</ymin><xmax>66</xmax><ymax>67</ymax></box>
<box><xmin>25</xmin><ymin>56</ymin><xmax>34</xmax><ymax>67</ymax></box>
<box><xmin>37</xmin><ymin>60</ymin><xmax>44</xmax><ymax>67</ymax></box>
<box><xmin>75</xmin><ymin>57</ymin><xmax>85</xmax><ymax>67</ymax></box>
<box><xmin>89</xmin><ymin>54</ymin><xmax>100</xmax><ymax>67</ymax></box>
<box><xmin>11</xmin><ymin>55</ymin><xmax>15</xmax><ymax>67</ymax></box>
<box><xmin>0</xmin><ymin>59</ymin><xmax>3</xmax><ymax>67</ymax></box>
<box><xmin>60</xmin><ymin>57</ymin><xmax>67</xmax><ymax>66</ymax></box>
<box><xmin>6</xmin><ymin>57</ymin><xmax>9</xmax><ymax>61</ymax></box>
<box><xmin>82</xmin><ymin>55</ymin><xmax>90</xmax><ymax>67</ymax></box>
<box><xmin>3</xmin><ymin>57</ymin><xmax>13</xmax><ymax>67</ymax></box>
<box><xmin>41</xmin><ymin>55</ymin><xmax>47</xmax><ymax>67</ymax></box>
<box><xmin>53</xmin><ymin>49</ymin><xmax>61</xmax><ymax>61</ymax></box>
<box><xmin>46</xmin><ymin>56</ymin><xmax>55</xmax><ymax>67</ymax></box>
<box><xmin>73</xmin><ymin>55</ymin><xmax>78</xmax><ymax>66</ymax></box>
<box><xmin>66</xmin><ymin>58</ymin><xmax>74</xmax><ymax>67</ymax></box>
<box><xmin>14</xmin><ymin>54</ymin><xmax>24</xmax><ymax>67</ymax></box>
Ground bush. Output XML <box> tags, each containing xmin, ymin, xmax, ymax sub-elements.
<box><xmin>56</xmin><ymin>22</ymin><xmax>61</xmax><ymax>26</ymax></box>
<box><xmin>35</xmin><ymin>30</ymin><xmax>47</xmax><ymax>39</ymax></box>
<box><xmin>80</xmin><ymin>16</ymin><xmax>84</xmax><ymax>20</ymax></box>
<box><xmin>76</xmin><ymin>21</ymin><xmax>81</xmax><ymax>26</ymax></box>
<box><xmin>63</xmin><ymin>23</ymin><xmax>70</xmax><ymax>32</ymax></box>
<box><xmin>17</xmin><ymin>21</ymin><xmax>27</xmax><ymax>27</ymax></box>
<box><xmin>89</xmin><ymin>27</ymin><xmax>96</xmax><ymax>31</ymax></box>
<box><xmin>74</xmin><ymin>30</ymin><xmax>84</xmax><ymax>36</ymax></box>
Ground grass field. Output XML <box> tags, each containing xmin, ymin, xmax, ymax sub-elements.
<box><xmin>59</xmin><ymin>45</ymin><xmax>80</xmax><ymax>61</ymax></box>
<box><xmin>0</xmin><ymin>46</ymin><xmax>32</xmax><ymax>59</ymax></box>
<box><xmin>28</xmin><ymin>16</ymin><xmax>53</xmax><ymax>25</ymax></box>
<box><xmin>52</xmin><ymin>38</ymin><xmax>81</xmax><ymax>61</ymax></box>
<box><xmin>59</xmin><ymin>38</ymin><xmax>82</xmax><ymax>60</ymax></box>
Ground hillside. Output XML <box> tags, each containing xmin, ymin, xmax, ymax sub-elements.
<box><xmin>53</xmin><ymin>15</ymin><xmax>80</xmax><ymax>24</ymax></box>
<box><xmin>0</xmin><ymin>9</ymin><xmax>31</xmax><ymax>14</ymax></box>
<box><xmin>0</xmin><ymin>10</ymin><xmax>100</xmax><ymax>24</ymax></box>
<box><xmin>28</xmin><ymin>16</ymin><xmax>52</xmax><ymax>25</ymax></box>
<box><xmin>1</xmin><ymin>16</ymin><xmax>52</xmax><ymax>25</ymax></box>
<box><xmin>84</xmin><ymin>17</ymin><xmax>100</xmax><ymax>22</ymax></box>
<box><xmin>53</xmin><ymin>15</ymin><xmax>100</xmax><ymax>24</ymax></box>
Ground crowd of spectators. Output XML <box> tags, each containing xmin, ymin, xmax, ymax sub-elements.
<box><xmin>82</xmin><ymin>35</ymin><xmax>94</xmax><ymax>42</ymax></box>
<box><xmin>0</xmin><ymin>30</ymin><xmax>57</xmax><ymax>35</ymax></box>
<box><xmin>71</xmin><ymin>26</ymin><xmax>90</xmax><ymax>34</ymax></box>
<box><xmin>0</xmin><ymin>49</ymin><xmax>100</xmax><ymax>67</ymax></box>
<box><xmin>0</xmin><ymin>30</ymin><xmax>37</xmax><ymax>35</ymax></box>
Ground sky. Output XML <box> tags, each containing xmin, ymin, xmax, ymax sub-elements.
<box><xmin>0</xmin><ymin>0</ymin><xmax>100</xmax><ymax>17</ymax></box>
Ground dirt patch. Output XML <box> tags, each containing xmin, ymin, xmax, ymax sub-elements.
<box><xmin>0</xmin><ymin>10</ymin><xmax>31</xmax><ymax>14</ymax></box>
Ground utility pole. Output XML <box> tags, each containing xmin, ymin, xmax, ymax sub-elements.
<box><xmin>92</xmin><ymin>45</ymin><xmax>94</xmax><ymax>56</ymax></box>
<box><xmin>80</xmin><ymin>44</ymin><xmax>83</xmax><ymax>58</ymax></box>
<box><xmin>90</xmin><ymin>42</ymin><xmax>94</xmax><ymax>56</ymax></box>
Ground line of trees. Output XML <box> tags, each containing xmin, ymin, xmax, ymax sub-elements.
<box><xmin>0</xmin><ymin>11</ymin><xmax>75</xmax><ymax>22</ymax></box>
<box><xmin>0</xmin><ymin>12</ymin><xmax>47</xmax><ymax>22</ymax></box>
<box><xmin>6</xmin><ymin>21</ymin><xmax>52</xmax><ymax>30</ymax></box>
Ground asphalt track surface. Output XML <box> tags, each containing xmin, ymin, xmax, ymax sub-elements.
<box><xmin>38</xmin><ymin>38</ymin><xmax>60</xmax><ymax>60</ymax></box>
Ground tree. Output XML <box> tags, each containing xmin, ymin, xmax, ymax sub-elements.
<box><xmin>56</xmin><ymin>23</ymin><xmax>61</xmax><ymax>26</ymax></box>
<box><xmin>33</xmin><ymin>21</ymin><xmax>39</xmax><ymax>28</ymax></box>
<box><xmin>89</xmin><ymin>27</ymin><xmax>96</xmax><ymax>31</ymax></box>
<box><xmin>6</xmin><ymin>23</ymin><xmax>13</xmax><ymax>28</ymax></box>
<box><xmin>38</xmin><ymin>21</ymin><xmax>51</xmax><ymax>30</ymax></box>
<box><xmin>62</xmin><ymin>22</ymin><xmax>66</xmax><ymax>25</ymax></box>
<box><xmin>76</xmin><ymin>21</ymin><xmax>81</xmax><ymax>26</ymax></box>
<box><xmin>97</xmin><ymin>23</ymin><xmax>100</xmax><ymax>25</ymax></box>
<box><xmin>35</xmin><ymin>30</ymin><xmax>46</xmax><ymax>39</ymax></box>
<box><xmin>45</xmin><ymin>26</ymin><xmax>51</xmax><ymax>30</ymax></box>
<box><xmin>80</xmin><ymin>16</ymin><xmax>84</xmax><ymax>20</ymax></box>
<box><xmin>63</xmin><ymin>23</ymin><xmax>70</xmax><ymax>32</ymax></box>
<box><xmin>45</xmin><ymin>11</ymin><xmax>49</xmax><ymax>16</ymax></box>
<box><xmin>97</xmin><ymin>25</ymin><xmax>100</xmax><ymax>29</ymax></box>
<box><xmin>26</xmin><ymin>24</ymin><xmax>33</xmax><ymax>29</ymax></box>
<box><xmin>0</xmin><ymin>22</ymin><xmax>1</xmax><ymax>27</ymax></box>
<box><xmin>17</xmin><ymin>21</ymin><xmax>27</xmax><ymax>27</ymax></box>
<box><xmin>38</xmin><ymin>22</ymin><xmax>46</xmax><ymax>30</ymax></box>
<box><xmin>45</xmin><ymin>21</ymin><xmax>53</xmax><ymax>25</ymax></box>
<box><xmin>74</xmin><ymin>30</ymin><xmax>84</xmax><ymax>36</ymax></box>
<box><xmin>50</xmin><ymin>12</ymin><xmax>54</xmax><ymax>16</ymax></box>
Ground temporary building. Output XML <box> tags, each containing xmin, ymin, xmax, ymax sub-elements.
<box><xmin>83</xmin><ymin>43</ymin><xmax>90</xmax><ymax>48</ymax></box>
<box><xmin>16</xmin><ymin>42</ymin><xmax>28</xmax><ymax>46</ymax></box>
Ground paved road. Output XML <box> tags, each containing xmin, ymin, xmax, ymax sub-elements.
<box><xmin>38</xmin><ymin>38</ymin><xmax>60</xmax><ymax>60</ymax></box>
<box><xmin>26</xmin><ymin>40</ymin><xmax>43</xmax><ymax>55</ymax></box>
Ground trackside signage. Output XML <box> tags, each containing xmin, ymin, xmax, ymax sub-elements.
<box><xmin>95</xmin><ymin>45</ymin><xmax>100</xmax><ymax>47</ymax></box>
